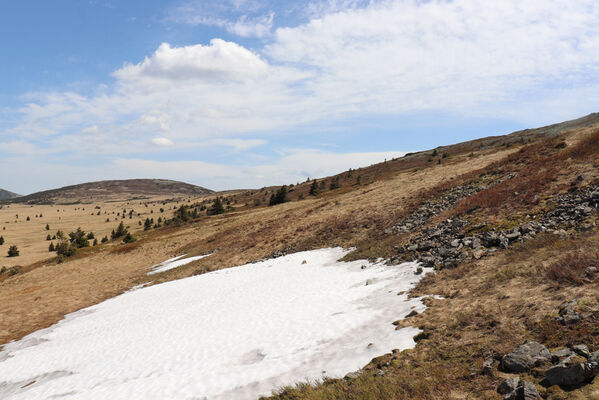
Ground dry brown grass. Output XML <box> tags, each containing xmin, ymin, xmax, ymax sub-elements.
<box><xmin>0</xmin><ymin>195</ymin><xmax>195</xmax><ymax>267</ymax></box>
<box><xmin>545</xmin><ymin>250</ymin><xmax>599</xmax><ymax>286</ymax></box>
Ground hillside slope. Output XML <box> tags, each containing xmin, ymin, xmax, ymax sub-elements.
<box><xmin>11</xmin><ymin>179</ymin><xmax>213</xmax><ymax>204</ymax></box>
<box><xmin>0</xmin><ymin>114</ymin><xmax>598</xmax><ymax>399</ymax></box>
<box><xmin>0</xmin><ymin>189</ymin><xmax>20</xmax><ymax>200</ymax></box>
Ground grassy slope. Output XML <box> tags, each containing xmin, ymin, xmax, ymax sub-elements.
<box><xmin>0</xmin><ymin>115</ymin><xmax>598</xmax><ymax>399</ymax></box>
<box><xmin>263</xmin><ymin>130</ymin><xmax>599</xmax><ymax>399</ymax></box>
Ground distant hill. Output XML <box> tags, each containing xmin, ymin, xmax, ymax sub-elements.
<box><xmin>10</xmin><ymin>179</ymin><xmax>213</xmax><ymax>204</ymax></box>
<box><xmin>0</xmin><ymin>188</ymin><xmax>21</xmax><ymax>201</ymax></box>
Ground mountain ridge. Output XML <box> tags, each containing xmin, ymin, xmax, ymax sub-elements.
<box><xmin>8</xmin><ymin>179</ymin><xmax>213</xmax><ymax>204</ymax></box>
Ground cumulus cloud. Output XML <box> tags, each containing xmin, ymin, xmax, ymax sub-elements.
<box><xmin>10</xmin><ymin>0</ymin><xmax>599</xmax><ymax>154</ymax></box>
<box><xmin>113</xmin><ymin>40</ymin><xmax>269</xmax><ymax>83</ymax></box>
<box><xmin>151</xmin><ymin>137</ymin><xmax>174</xmax><ymax>146</ymax></box>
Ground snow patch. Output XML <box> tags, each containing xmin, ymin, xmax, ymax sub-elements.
<box><xmin>0</xmin><ymin>247</ymin><xmax>432</xmax><ymax>400</ymax></box>
<box><xmin>147</xmin><ymin>254</ymin><xmax>209</xmax><ymax>275</ymax></box>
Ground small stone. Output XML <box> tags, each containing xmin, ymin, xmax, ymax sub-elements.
<box><xmin>415</xmin><ymin>267</ymin><xmax>423</xmax><ymax>275</ymax></box>
<box><xmin>497</xmin><ymin>377</ymin><xmax>520</xmax><ymax>395</ymax></box>
<box><xmin>365</xmin><ymin>279</ymin><xmax>373</xmax><ymax>286</ymax></box>
<box><xmin>572</xmin><ymin>345</ymin><xmax>591</xmax><ymax>359</ymax></box>
<box><xmin>301</xmin><ymin>260</ymin><xmax>307</xmax><ymax>264</ymax></box>
<box><xmin>473</xmin><ymin>249</ymin><xmax>486</xmax><ymax>259</ymax></box>
<box><xmin>516</xmin><ymin>380</ymin><xmax>541</xmax><ymax>400</ymax></box>
<box><xmin>482</xmin><ymin>358</ymin><xmax>495</xmax><ymax>375</ymax></box>
<box><xmin>344</xmin><ymin>370</ymin><xmax>361</xmax><ymax>380</ymax></box>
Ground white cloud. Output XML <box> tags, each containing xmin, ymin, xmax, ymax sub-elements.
<box><xmin>208</xmin><ymin>138</ymin><xmax>267</xmax><ymax>151</ymax></box>
<box><xmin>113</xmin><ymin>40</ymin><xmax>269</xmax><ymax>83</ymax></box>
<box><xmin>3</xmin><ymin>0</ymin><xmax>599</xmax><ymax>193</ymax></box>
<box><xmin>151</xmin><ymin>137</ymin><xmax>174</xmax><ymax>146</ymax></box>
<box><xmin>81</xmin><ymin>125</ymin><xmax>99</xmax><ymax>134</ymax></box>
<box><xmin>267</xmin><ymin>0</ymin><xmax>599</xmax><ymax>117</ymax></box>
<box><xmin>9</xmin><ymin>0</ymin><xmax>599</xmax><ymax>154</ymax></box>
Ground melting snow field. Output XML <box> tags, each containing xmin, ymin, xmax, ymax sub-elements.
<box><xmin>147</xmin><ymin>254</ymin><xmax>209</xmax><ymax>275</ymax></box>
<box><xmin>0</xmin><ymin>248</ymin><xmax>431</xmax><ymax>400</ymax></box>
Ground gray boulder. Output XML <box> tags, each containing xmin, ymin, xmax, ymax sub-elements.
<box><xmin>483</xmin><ymin>231</ymin><xmax>500</xmax><ymax>247</ymax></box>
<box><xmin>505</xmin><ymin>230</ymin><xmax>521</xmax><ymax>242</ymax></box>
<box><xmin>501</xmin><ymin>341</ymin><xmax>552</xmax><ymax>373</ymax></box>
<box><xmin>551</xmin><ymin>348</ymin><xmax>575</xmax><ymax>363</ymax></box>
<box><xmin>501</xmin><ymin>379</ymin><xmax>541</xmax><ymax>400</ymax></box>
<box><xmin>545</xmin><ymin>356</ymin><xmax>597</xmax><ymax>388</ymax></box>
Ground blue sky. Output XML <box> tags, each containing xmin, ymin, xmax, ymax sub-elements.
<box><xmin>1</xmin><ymin>0</ymin><xmax>598</xmax><ymax>194</ymax></box>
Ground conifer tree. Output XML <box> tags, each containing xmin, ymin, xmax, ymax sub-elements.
<box><xmin>309</xmin><ymin>180</ymin><xmax>320</xmax><ymax>196</ymax></box>
<box><xmin>269</xmin><ymin>186</ymin><xmax>289</xmax><ymax>206</ymax></box>
<box><xmin>111</xmin><ymin>222</ymin><xmax>128</xmax><ymax>239</ymax></box>
<box><xmin>7</xmin><ymin>245</ymin><xmax>19</xmax><ymax>257</ymax></box>
<box><xmin>208</xmin><ymin>197</ymin><xmax>225</xmax><ymax>215</ymax></box>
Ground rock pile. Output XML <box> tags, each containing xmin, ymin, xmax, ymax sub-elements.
<box><xmin>494</xmin><ymin>339</ymin><xmax>599</xmax><ymax>398</ymax></box>
<box><xmin>388</xmin><ymin>184</ymin><xmax>599</xmax><ymax>269</ymax></box>
<box><xmin>385</xmin><ymin>183</ymin><xmax>485</xmax><ymax>235</ymax></box>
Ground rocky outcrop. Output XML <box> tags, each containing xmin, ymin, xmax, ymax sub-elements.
<box><xmin>385</xmin><ymin>183</ymin><xmax>487</xmax><ymax>235</ymax></box>
<box><xmin>496</xmin><ymin>340</ymin><xmax>599</xmax><ymax>392</ymax></box>
<box><xmin>500</xmin><ymin>341</ymin><xmax>552</xmax><ymax>373</ymax></box>
<box><xmin>388</xmin><ymin>183</ymin><xmax>599</xmax><ymax>269</ymax></box>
